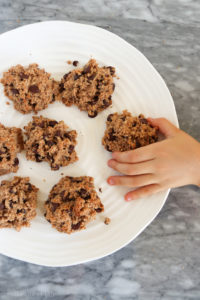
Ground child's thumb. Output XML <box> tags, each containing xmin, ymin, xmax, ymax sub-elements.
<box><xmin>148</xmin><ymin>117</ymin><xmax>179</xmax><ymax>137</ymax></box>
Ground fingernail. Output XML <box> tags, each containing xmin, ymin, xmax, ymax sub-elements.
<box><xmin>125</xmin><ymin>195</ymin><xmax>133</xmax><ymax>201</ymax></box>
<box><xmin>108</xmin><ymin>178</ymin><xmax>115</xmax><ymax>185</ymax></box>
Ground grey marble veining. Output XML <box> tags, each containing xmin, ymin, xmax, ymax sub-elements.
<box><xmin>0</xmin><ymin>0</ymin><xmax>200</xmax><ymax>299</ymax></box>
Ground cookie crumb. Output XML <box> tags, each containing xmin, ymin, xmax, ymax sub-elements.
<box><xmin>99</xmin><ymin>188</ymin><xmax>102</xmax><ymax>193</ymax></box>
<box><xmin>67</xmin><ymin>60</ymin><xmax>72</xmax><ymax>65</ymax></box>
<box><xmin>6</xmin><ymin>101</ymin><xmax>10</xmax><ymax>105</ymax></box>
<box><xmin>72</xmin><ymin>60</ymin><xmax>79</xmax><ymax>67</ymax></box>
<box><xmin>104</xmin><ymin>217</ymin><xmax>111</xmax><ymax>225</ymax></box>
<box><xmin>43</xmin><ymin>178</ymin><xmax>46</xmax><ymax>182</ymax></box>
<box><xmin>60</xmin><ymin>173</ymin><xmax>64</xmax><ymax>176</ymax></box>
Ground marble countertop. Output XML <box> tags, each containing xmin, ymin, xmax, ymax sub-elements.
<box><xmin>0</xmin><ymin>0</ymin><xmax>200</xmax><ymax>299</ymax></box>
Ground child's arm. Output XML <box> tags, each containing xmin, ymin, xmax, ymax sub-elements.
<box><xmin>107</xmin><ymin>118</ymin><xmax>200</xmax><ymax>201</ymax></box>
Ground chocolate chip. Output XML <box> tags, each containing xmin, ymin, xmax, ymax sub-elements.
<box><xmin>63</xmin><ymin>193</ymin><xmax>75</xmax><ymax>202</ymax></box>
<box><xmin>63</xmin><ymin>72</ymin><xmax>71</xmax><ymax>80</ymax></box>
<box><xmin>0</xmin><ymin>157</ymin><xmax>2</xmax><ymax>162</ymax></box>
<box><xmin>27</xmin><ymin>183</ymin><xmax>33</xmax><ymax>192</ymax></box>
<box><xmin>9</xmin><ymin>188</ymin><xmax>14</xmax><ymax>194</ymax></box>
<box><xmin>19</xmin><ymin>72</ymin><xmax>29</xmax><ymax>80</ymax></box>
<box><xmin>78</xmin><ymin>188</ymin><xmax>90</xmax><ymax>200</ymax></box>
<box><xmin>88</xmin><ymin>111</ymin><xmax>98</xmax><ymax>118</ymax></box>
<box><xmin>11</xmin><ymin>88</ymin><xmax>19</xmax><ymax>95</ymax></box>
<box><xmin>65</xmin><ymin>156</ymin><xmax>70</xmax><ymax>161</ymax></box>
<box><xmin>35</xmin><ymin>154</ymin><xmax>43</xmax><ymax>162</ymax></box>
<box><xmin>49</xmin><ymin>120</ymin><xmax>58</xmax><ymax>127</ymax></box>
<box><xmin>132</xmin><ymin>121</ymin><xmax>137</xmax><ymax>127</ymax></box>
<box><xmin>112</xmin><ymin>83</ymin><xmax>115</xmax><ymax>91</ymax></box>
<box><xmin>32</xmin><ymin>143</ymin><xmax>39</xmax><ymax>149</ymax></box>
<box><xmin>99</xmin><ymin>188</ymin><xmax>102</xmax><ymax>193</ymax></box>
<box><xmin>95</xmin><ymin>208</ymin><xmax>103</xmax><ymax>213</ymax></box>
<box><xmin>88</xmin><ymin>73</ymin><xmax>96</xmax><ymax>80</ymax></box>
<box><xmin>64</xmin><ymin>133</ymin><xmax>71</xmax><ymax>140</ymax></box>
<box><xmin>28</xmin><ymin>85</ymin><xmax>40</xmax><ymax>93</ymax></box>
<box><xmin>140</xmin><ymin>118</ymin><xmax>148</xmax><ymax>124</ymax></box>
<box><xmin>87</xmin><ymin>97</ymin><xmax>98</xmax><ymax>106</ymax></box>
<box><xmin>44</xmin><ymin>212</ymin><xmax>46</xmax><ymax>217</ymax></box>
<box><xmin>72</xmin><ymin>221</ymin><xmax>82</xmax><ymax>230</ymax></box>
<box><xmin>72</xmin><ymin>60</ymin><xmax>79</xmax><ymax>67</ymax></box>
<box><xmin>74</xmin><ymin>73</ymin><xmax>81</xmax><ymax>80</ymax></box>
<box><xmin>0</xmin><ymin>201</ymin><xmax>5</xmax><ymax>210</ymax></box>
<box><xmin>68</xmin><ymin>145</ymin><xmax>74</xmax><ymax>154</ymax></box>
<box><xmin>13</xmin><ymin>157</ymin><xmax>19</xmax><ymax>166</ymax></box>
<box><xmin>107</xmin><ymin>66</ymin><xmax>115</xmax><ymax>76</ymax></box>
<box><xmin>46</xmin><ymin>140</ymin><xmax>54</xmax><ymax>147</ymax></box>
<box><xmin>121</xmin><ymin>116</ymin><xmax>126</xmax><ymax>121</ymax></box>
<box><xmin>6</xmin><ymin>155</ymin><xmax>11</xmax><ymax>161</ymax></box>
<box><xmin>136</xmin><ymin>140</ymin><xmax>141</xmax><ymax>148</ymax></box>
<box><xmin>52</xmin><ymin>94</ymin><xmax>55</xmax><ymax>102</ymax></box>
<box><xmin>51</xmin><ymin>202</ymin><xmax>59</xmax><ymax>212</ymax></box>
<box><xmin>9</xmin><ymin>201</ymin><xmax>13</xmax><ymax>208</ymax></box>
<box><xmin>107</xmin><ymin>114</ymin><xmax>113</xmax><ymax>122</ymax></box>
<box><xmin>52</xmin><ymin>164</ymin><xmax>59</xmax><ymax>171</ymax></box>
<box><xmin>106</xmin><ymin>145</ymin><xmax>112</xmax><ymax>152</ymax></box>
<box><xmin>102</xmin><ymin>99</ymin><xmax>110</xmax><ymax>108</ymax></box>
<box><xmin>47</xmin><ymin>153</ymin><xmax>54</xmax><ymax>162</ymax></box>
<box><xmin>60</xmin><ymin>191</ymin><xmax>65</xmax><ymax>199</ymax></box>
<box><xmin>109</xmin><ymin>129</ymin><xmax>116</xmax><ymax>141</ymax></box>
<box><xmin>39</xmin><ymin>121</ymin><xmax>45</xmax><ymax>128</ymax></box>
<box><xmin>82</xmin><ymin>64</ymin><xmax>91</xmax><ymax>74</ymax></box>
<box><xmin>55</xmin><ymin>130</ymin><xmax>62</xmax><ymax>137</ymax></box>
<box><xmin>59</xmin><ymin>83</ymin><xmax>65</xmax><ymax>93</ymax></box>
<box><xmin>71</xmin><ymin>178</ymin><xmax>82</xmax><ymax>183</ymax></box>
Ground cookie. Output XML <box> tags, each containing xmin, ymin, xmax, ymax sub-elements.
<box><xmin>102</xmin><ymin>110</ymin><xmax>158</xmax><ymax>152</ymax></box>
<box><xmin>0</xmin><ymin>177</ymin><xmax>38</xmax><ymax>231</ymax></box>
<box><xmin>0</xmin><ymin>123</ymin><xmax>23</xmax><ymax>176</ymax></box>
<box><xmin>24</xmin><ymin>116</ymin><xmax>78</xmax><ymax>170</ymax></box>
<box><xmin>57</xmin><ymin>59</ymin><xmax>115</xmax><ymax>118</ymax></box>
<box><xmin>0</xmin><ymin>64</ymin><xmax>58</xmax><ymax>114</ymax></box>
<box><xmin>44</xmin><ymin>176</ymin><xmax>104</xmax><ymax>234</ymax></box>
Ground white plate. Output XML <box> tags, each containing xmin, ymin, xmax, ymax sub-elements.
<box><xmin>0</xmin><ymin>21</ymin><xmax>178</xmax><ymax>267</ymax></box>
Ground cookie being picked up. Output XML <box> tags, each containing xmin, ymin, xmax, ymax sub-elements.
<box><xmin>102</xmin><ymin>110</ymin><xmax>158</xmax><ymax>152</ymax></box>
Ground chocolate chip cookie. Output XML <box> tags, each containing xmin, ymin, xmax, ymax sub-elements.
<box><xmin>44</xmin><ymin>176</ymin><xmax>104</xmax><ymax>234</ymax></box>
<box><xmin>102</xmin><ymin>110</ymin><xmax>158</xmax><ymax>152</ymax></box>
<box><xmin>57</xmin><ymin>59</ymin><xmax>115</xmax><ymax>118</ymax></box>
<box><xmin>24</xmin><ymin>116</ymin><xmax>78</xmax><ymax>170</ymax></box>
<box><xmin>0</xmin><ymin>177</ymin><xmax>38</xmax><ymax>231</ymax></box>
<box><xmin>0</xmin><ymin>64</ymin><xmax>58</xmax><ymax>114</ymax></box>
<box><xmin>0</xmin><ymin>123</ymin><xmax>23</xmax><ymax>176</ymax></box>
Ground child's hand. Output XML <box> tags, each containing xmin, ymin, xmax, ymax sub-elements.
<box><xmin>107</xmin><ymin>118</ymin><xmax>200</xmax><ymax>201</ymax></box>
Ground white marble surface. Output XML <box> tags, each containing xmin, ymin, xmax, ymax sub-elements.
<box><xmin>0</xmin><ymin>0</ymin><xmax>200</xmax><ymax>299</ymax></box>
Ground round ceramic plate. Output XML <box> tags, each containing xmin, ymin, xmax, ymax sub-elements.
<box><xmin>0</xmin><ymin>21</ymin><xmax>178</xmax><ymax>267</ymax></box>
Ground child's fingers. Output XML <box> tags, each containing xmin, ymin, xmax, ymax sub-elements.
<box><xmin>107</xmin><ymin>174</ymin><xmax>156</xmax><ymax>187</ymax></box>
<box><xmin>112</xmin><ymin>145</ymin><xmax>155</xmax><ymax>163</ymax></box>
<box><xmin>148</xmin><ymin>117</ymin><xmax>179</xmax><ymax>137</ymax></box>
<box><xmin>107</xmin><ymin>159</ymin><xmax>154</xmax><ymax>175</ymax></box>
<box><xmin>124</xmin><ymin>184</ymin><xmax>162</xmax><ymax>201</ymax></box>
